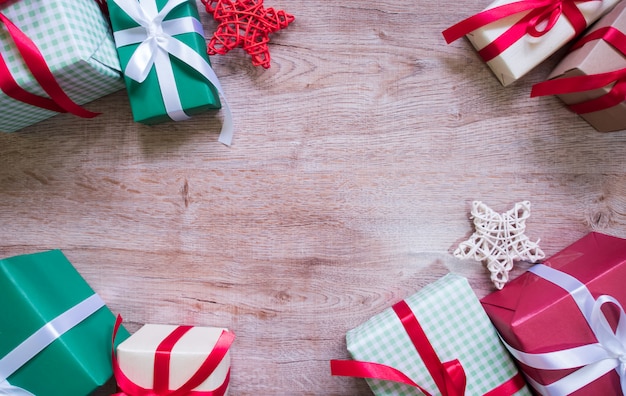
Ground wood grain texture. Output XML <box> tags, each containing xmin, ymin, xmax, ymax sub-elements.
<box><xmin>2</xmin><ymin>0</ymin><xmax>626</xmax><ymax>394</ymax></box>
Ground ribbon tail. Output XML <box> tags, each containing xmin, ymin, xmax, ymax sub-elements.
<box><xmin>531</xmin><ymin>69</ymin><xmax>626</xmax><ymax>97</ymax></box>
<box><xmin>158</xmin><ymin>28</ymin><xmax>233</xmax><ymax>144</ymax></box>
<box><xmin>112</xmin><ymin>316</ymin><xmax>155</xmax><ymax>396</ymax></box>
<box><xmin>483</xmin><ymin>373</ymin><xmax>527</xmax><ymax>396</ymax></box>
<box><xmin>442</xmin><ymin>359</ymin><xmax>466</xmax><ymax>396</ymax></box>
<box><xmin>330</xmin><ymin>360</ymin><xmax>433</xmax><ymax>396</ymax></box>
<box><xmin>568</xmin><ymin>79</ymin><xmax>626</xmax><ymax>114</ymax></box>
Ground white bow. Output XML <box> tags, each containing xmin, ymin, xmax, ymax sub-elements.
<box><xmin>112</xmin><ymin>0</ymin><xmax>233</xmax><ymax>145</ymax></box>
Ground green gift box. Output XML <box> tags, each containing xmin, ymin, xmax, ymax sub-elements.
<box><xmin>0</xmin><ymin>250</ymin><xmax>129</xmax><ymax>395</ymax></box>
<box><xmin>0</xmin><ymin>0</ymin><xmax>124</xmax><ymax>132</ymax></box>
<box><xmin>344</xmin><ymin>274</ymin><xmax>531</xmax><ymax>395</ymax></box>
<box><xmin>107</xmin><ymin>0</ymin><xmax>222</xmax><ymax>125</ymax></box>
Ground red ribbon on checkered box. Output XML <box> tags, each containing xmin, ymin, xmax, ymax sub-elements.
<box><xmin>0</xmin><ymin>0</ymin><xmax>100</xmax><ymax>117</ymax></box>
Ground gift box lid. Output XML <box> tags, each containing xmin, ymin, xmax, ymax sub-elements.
<box><xmin>481</xmin><ymin>232</ymin><xmax>626</xmax><ymax>352</ymax></box>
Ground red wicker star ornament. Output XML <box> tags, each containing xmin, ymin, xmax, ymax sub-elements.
<box><xmin>202</xmin><ymin>0</ymin><xmax>294</xmax><ymax>68</ymax></box>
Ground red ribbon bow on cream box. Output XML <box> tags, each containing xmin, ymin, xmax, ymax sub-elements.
<box><xmin>443</xmin><ymin>0</ymin><xmax>619</xmax><ymax>86</ymax></box>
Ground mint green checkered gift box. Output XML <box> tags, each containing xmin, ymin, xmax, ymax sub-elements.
<box><xmin>0</xmin><ymin>0</ymin><xmax>124</xmax><ymax>132</ymax></box>
<box><xmin>346</xmin><ymin>274</ymin><xmax>531</xmax><ymax>395</ymax></box>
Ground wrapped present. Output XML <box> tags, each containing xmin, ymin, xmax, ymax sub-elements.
<box><xmin>531</xmin><ymin>1</ymin><xmax>626</xmax><ymax>132</ymax></box>
<box><xmin>0</xmin><ymin>0</ymin><xmax>124</xmax><ymax>132</ymax></box>
<box><xmin>0</xmin><ymin>250</ymin><xmax>129</xmax><ymax>395</ymax></box>
<box><xmin>113</xmin><ymin>320</ymin><xmax>235</xmax><ymax>395</ymax></box>
<box><xmin>481</xmin><ymin>232</ymin><xmax>626</xmax><ymax>395</ymax></box>
<box><xmin>107</xmin><ymin>0</ymin><xmax>234</xmax><ymax>145</ymax></box>
<box><xmin>331</xmin><ymin>274</ymin><xmax>530</xmax><ymax>395</ymax></box>
<box><xmin>443</xmin><ymin>0</ymin><xmax>620</xmax><ymax>86</ymax></box>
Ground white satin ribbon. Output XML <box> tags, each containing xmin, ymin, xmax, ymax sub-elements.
<box><xmin>501</xmin><ymin>264</ymin><xmax>626</xmax><ymax>395</ymax></box>
<box><xmin>0</xmin><ymin>294</ymin><xmax>105</xmax><ymax>394</ymax></box>
<box><xmin>112</xmin><ymin>0</ymin><xmax>233</xmax><ymax>145</ymax></box>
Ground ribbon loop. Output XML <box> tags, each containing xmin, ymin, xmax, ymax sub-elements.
<box><xmin>112</xmin><ymin>0</ymin><xmax>234</xmax><ymax>145</ymax></box>
<box><xmin>443</xmin><ymin>0</ymin><xmax>599</xmax><ymax>62</ymax></box>
<box><xmin>527</xmin><ymin>2</ymin><xmax>563</xmax><ymax>36</ymax></box>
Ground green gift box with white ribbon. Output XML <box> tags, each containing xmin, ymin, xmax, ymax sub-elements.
<box><xmin>0</xmin><ymin>0</ymin><xmax>124</xmax><ymax>133</ymax></box>
<box><xmin>342</xmin><ymin>274</ymin><xmax>531</xmax><ymax>395</ymax></box>
<box><xmin>107</xmin><ymin>0</ymin><xmax>229</xmax><ymax>129</ymax></box>
<box><xmin>0</xmin><ymin>250</ymin><xmax>129</xmax><ymax>395</ymax></box>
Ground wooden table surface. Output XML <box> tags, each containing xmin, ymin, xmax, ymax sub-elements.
<box><xmin>2</xmin><ymin>0</ymin><xmax>626</xmax><ymax>394</ymax></box>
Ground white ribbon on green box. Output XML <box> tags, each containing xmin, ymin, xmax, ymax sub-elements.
<box><xmin>0</xmin><ymin>294</ymin><xmax>105</xmax><ymax>395</ymax></box>
<box><xmin>111</xmin><ymin>0</ymin><xmax>234</xmax><ymax>146</ymax></box>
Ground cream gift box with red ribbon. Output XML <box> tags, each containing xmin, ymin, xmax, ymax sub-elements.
<box><xmin>113</xmin><ymin>321</ymin><xmax>235</xmax><ymax>395</ymax></box>
<box><xmin>443</xmin><ymin>0</ymin><xmax>620</xmax><ymax>86</ymax></box>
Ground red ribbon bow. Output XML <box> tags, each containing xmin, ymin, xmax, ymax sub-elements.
<box><xmin>0</xmin><ymin>0</ymin><xmax>98</xmax><ymax>117</ymax></box>
<box><xmin>531</xmin><ymin>26</ymin><xmax>626</xmax><ymax>114</ymax></box>
<box><xmin>443</xmin><ymin>0</ymin><xmax>598</xmax><ymax>62</ymax></box>
<box><xmin>330</xmin><ymin>300</ymin><xmax>526</xmax><ymax>396</ymax></box>
<box><xmin>112</xmin><ymin>316</ymin><xmax>235</xmax><ymax>396</ymax></box>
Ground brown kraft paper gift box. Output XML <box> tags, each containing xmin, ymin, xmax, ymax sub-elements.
<box><xmin>543</xmin><ymin>1</ymin><xmax>626</xmax><ymax>132</ymax></box>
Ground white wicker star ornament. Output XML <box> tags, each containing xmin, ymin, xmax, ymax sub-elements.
<box><xmin>454</xmin><ymin>201</ymin><xmax>545</xmax><ymax>289</ymax></box>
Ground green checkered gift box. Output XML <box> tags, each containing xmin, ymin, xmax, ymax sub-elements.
<box><xmin>331</xmin><ymin>274</ymin><xmax>531</xmax><ymax>395</ymax></box>
<box><xmin>0</xmin><ymin>0</ymin><xmax>124</xmax><ymax>132</ymax></box>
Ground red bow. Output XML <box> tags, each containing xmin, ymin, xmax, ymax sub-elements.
<box><xmin>331</xmin><ymin>300</ymin><xmax>525</xmax><ymax>395</ymax></box>
<box><xmin>443</xmin><ymin>0</ymin><xmax>598</xmax><ymax>61</ymax></box>
<box><xmin>531</xmin><ymin>26</ymin><xmax>626</xmax><ymax>114</ymax></box>
<box><xmin>0</xmin><ymin>0</ymin><xmax>99</xmax><ymax>117</ymax></box>
<box><xmin>112</xmin><ymin>316</ymin><xmax>235</xmax><ymax>396</ymax></box>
